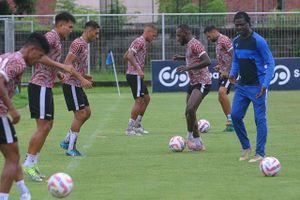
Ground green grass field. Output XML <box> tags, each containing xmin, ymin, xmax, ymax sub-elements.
<box><xmin>2</xmin><ymin>88</ymin><xmax>300</xmax><ymax>200</ymax></box>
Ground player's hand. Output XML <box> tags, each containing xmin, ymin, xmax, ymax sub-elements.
<box><xmin>220</xmin><ymin>70</ymin><xmax>229</xmax><ymax>79</ymax></box>
<box><xmin>84</xmin><ymin>74</ymin><xmax>93</xmax><ymax>81</ymax></box>
<box><xmin>176</xmin><ymin>65</ymin><xmax>187</xmax><ymax>72</ymax></box>
<box><xmin>63</xmin><ymin>64</ymin><xmax>73</xmax><ymax>74</ymax></box>
<box><xmin>137</xmin><ymin>68</ymin><xmax>144</xmax><ymax>79</ymax></box>
<box><xmin>256</xmin><ymin>86</ymin><xmax>267</xmax><ymax>99</ymax></box>
<box><xmin>8</xmin><ymin>107</ymin><xmax>20</xmax><ymax>124</ymax></box>
<box><xmin>228</xmin><ymin>75</ymin><xmax>237</xmax><ymax>84</ymax></box>
<box><xmin>81</xmin><ymin>78</ymin><xmax>93</xmax><ymax>88</ymax></box>
<box><xmin>213</xmin><ymin>65</ymin><xmax>220</xmax><ymax>72</ymax></box>
<box><xmin>173</xmin><ymin>54</ymin><xmax>184</xmax><ymax>61</ymax></box>
<box><xmin>57</xmin><ymin>71</ymin><xmax>66</xmax><ymax>83</ymax></box>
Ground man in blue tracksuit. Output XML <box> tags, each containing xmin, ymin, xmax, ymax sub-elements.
<box><xmin>229</xmin><ymin>12</ymin><xmax>275</xmax><ymax>163</ymax></box>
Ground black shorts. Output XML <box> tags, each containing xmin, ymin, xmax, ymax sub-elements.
<box><xmin>218</xmin><ymin>78</ymin><xmax>232</xmax><ymax>94</ymax></box>
<box><xmin>28</xmin><ymin>83</ymin><xmax>54</xmax><ymax>120</ymax></box>
<box><xmin>126</xmin><ymin>74</ymin><xmax>149</xmax><ymax>99</ymax></box>
<box><xmin>62</xmin><ymin>84</ymin><xmax>89</xmax><ymax>111</ymax></box>
<box><xmin>0</xmin><ymin>116</ymin><xmax>17</xmax><ymax>144</ymax></box>
<box><xmin>187</xmin><ymin>83</ymin><xmax>211</xmax><ymax>99</ymax></box>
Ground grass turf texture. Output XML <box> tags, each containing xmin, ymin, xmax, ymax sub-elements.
<box><xmin>3</xmin><ymin>88</ymin><xmax>300</xmax><ymax>200</ymax></box>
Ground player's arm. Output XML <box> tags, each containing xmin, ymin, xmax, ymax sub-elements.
<box><xmin>258</xmin><ymin>38</ymin><xmax>275</xmax><ymax>88</ymax></box>
<box><xmin>177</xmin><ymin>52</ymin><xmax>211</xmax><ymax>72</ymax></box>
<box><xmin>64</xmin><ymin>53</ymin><xmax>92</xmax><ymax>88</ymax></box>
<box><xmin>256</xmin><ymin>38</ymin><xmax>275</xmax><ymax>98</ymax></box>
<box><xmin>38</xmin><ymin>56</ymin><xmax>72</xmax><ymax>73</ymax></box>
<box><xmin>229</xmin><ymin>41</ymin><xmax>239</xmax><ymax>84</ymax></box>
<box><xmin>0</xmin><ymin>74</ymin><xmax>20</xmax><ymax>124</ymax></box>
<box><xmin>124</xmin><ymin>49</ymin><xmax>144</xmax><ymax>79</ymax></box>
<box><xmin>173</xmin><ymin>54</ymin><xmax>186</xmax><ymax>60</ymax></box>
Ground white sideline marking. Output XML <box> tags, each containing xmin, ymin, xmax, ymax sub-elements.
<box><xmin>43</xmin><ymin>97</ymin><xmax>122</xmax><ymax>200</ymax></box>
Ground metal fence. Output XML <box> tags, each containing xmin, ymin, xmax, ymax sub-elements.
<box><xmin>1</xmin><ymin>12</ymin><xmax>300</xmax><ymax>83</ymax></box>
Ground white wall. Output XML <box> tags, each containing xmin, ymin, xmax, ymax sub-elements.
<box><xmin>74</xmin><ymin>0</ymin><xmax>159</xmax><ymax>23</ymax></box>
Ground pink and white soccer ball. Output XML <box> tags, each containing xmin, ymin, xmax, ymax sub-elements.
<box><xmin>259</xmin><ymin>157</ymin><xmax>281</xmax><ymax>177</ymax></box>
<box><xmin>48</xmin><ymin>172</ymin><xmax>74</xmax><ymax>198</ymax></box>
<box><xmin>169</xmin><ymin>136</ymin><xmax>186</xmax><ymax>152</ymax></box>
<box><xmin>198</xmin><ymin>119</ymin><xmax>211</xmax><ymax>133</ymax></box>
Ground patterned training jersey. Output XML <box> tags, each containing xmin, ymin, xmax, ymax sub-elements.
<box><xmin>30</xmin><ymin>29</ymin><xmax>61</xmax><ymax>88</ymax></box>
<box><xmin>0</xmin><ymin>52</ymin><xmax>26</xmax><ymax>115</ymax></box>
<box><xmin>63</xmin><ymin>37</ymin><xmax>88</xmax><ymax>87</ymax></box>
<box><xmin>126</xmin><ymin>36</ymin><xmax>147</xmax><ymax>75</ymax></box>
<box><xmin>185</xmin><ymin>38</ymin><xmax>211</xmax><ymax>85</ymax></box>
<box><xmin>216</xmin><ymin>34</ymin><xmax>233</xmax><ymax>72</ymax></box>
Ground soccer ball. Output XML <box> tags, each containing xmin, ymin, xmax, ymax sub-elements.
<box><xmin>198</xmin><ymin>119</ymin><xmax>211</xmax><ymax>133</ymax></box>
<box><xmin>259</xmin><ymin>157</ymin><xmax>281</xmax><ymax>177</ymax></box>
<box><xmin>169</xmin><ymin>136</ymin><xmax>185</xmax><ymax>152</ymax></box>
<box><xmin>48</xmin><ymin>172</ymin><xmax>73</xmax><ymax>198</ymax></box>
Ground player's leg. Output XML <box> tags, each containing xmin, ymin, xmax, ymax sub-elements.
<box><xmin>231</xmin><ymin>86</ymin><xmax>251</xmax><ymax>161</ymax></box>
<box><xmin>134</xmin><ymin>81</ymin><xmax>150</xmax><ymax>134</ymax></box>
<box><xmin>23</xmin><ymin>119</ymin><xmax>52</xmax><ymax>181</ymax></box>
<box><xmin>0</xmin><ymin>143</ymin><xmax>19</xmax><ymax>199</ymax></box>
<box><xmin>125</xmin><ymin>74</ymin><xmax>143</xmax><ymax>136</ymax></box>
<box><xmin>248</xmin><ymin>88</ymin><xmax>267</xmax><ymax>162</ymax></box>
<box><xmin>185</xmin><ymin>86</ymin><xmax>205</xmax><ymax>151</ymax></box>
<box><xmin>15</xmin><ymin>165</ymin><xmax>31</xmax><ymax>199</ymax></box>
<box><xmin>23</xmin><ymin>83</ymin><xmax>53</xmax><ymax>181</ymax></box>
<box><xmin>65</xmin><ymin>106</ymin><xmax>91</xmax><ymax>156</ymax></box>
<box><xmin>0</xmin><ymin>117</ymin><xmax>19</xmax><ymax>199</ymax></box>
<box><xmin>218</xmin><ymin>79</ymin><xmax>234</xmax><ymax>132</ymax></box>
<box><xmin>60</xmin><ymin>85</ymin><xmax>90</xmax><ymax>156</ymax></box>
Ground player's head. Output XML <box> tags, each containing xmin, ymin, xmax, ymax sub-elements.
<box><xmin>22</xmin><ymin>32</ymin><xmax>50</xmax><ymax>65</ymax></box>
<box><xmin>233</xmin><ymin>11</ymin><xmax>251</xmax><ymax>37</ymax></box>
<box><xmin>204</xmin><ymin>25</ymin><xmax>219</xmax><ymax>42</ymax></box>
<box><xmin>84</xmin><ymin>20</ymin><xmax>101</xmax><ymax>43</ymax></box>
<box><xmin>54</xmin><ymin>11</ymin><xmax>76</xmax><ymax>39</ymax></box>
<box><xmin>176</xmin><ymin>24</ymin><xmax>191</xmax><ymax>46</ymax></box>
<box><xmin>143</xmin><ymin>24</ymin><xmax>157</xmax><ymax>42</ymax></box>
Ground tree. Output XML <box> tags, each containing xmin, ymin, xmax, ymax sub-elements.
<box><xmin>0</xmin><ymin>1</ymin><xmax>11</xmax><ymax>15</ymax></box>
<box><xmin>0</xmin><ymin>0</ymin><xmax>36</xmax><ymax>15</ymax></box>
<box><xmin>14</xmin><ymin>0</ymin><xmax>36</xmax><ymax>14</ymax></box>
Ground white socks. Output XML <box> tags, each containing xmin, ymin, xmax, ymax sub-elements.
<box><xmin>16</xmin><ymin>180</ymin><xmax>29</xmax><ymax>196</ymax></box>
<box><xmin>23</xmin><ymin>153</ymin><xmax>37</xmax><ymax>167</ymax></box>
<box><xmin>64</xmin><ymin>129</ymin><xmax>72</xmax><ymax>143</ymax></box>
<box><xmin>227</xmin><ymin>114</ymin><xmax>232</xmax><ymax>121</ymax></box>
<box><xmin>187</xmin><ymin>131</ymin><xmax>193</xmax><ymax>140</ymax></box>
<box><xmin>68</xmin><ymin>131</ymin><xmax>79</xmax><ymax>151</ymax></box>
<box><xmin>128</xmin><ymin>118</ymin><xmax>135</xmax><ymax>127</ymax></box>
<box><xmin>195</xmin><ymin>137</ymin><xmax>203</xmax><ymax>146</ymax></box>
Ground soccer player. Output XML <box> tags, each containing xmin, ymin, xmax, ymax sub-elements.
<box><xmin>124</xmin><ymin>24</ymin><xmax>157</xmax><ymax>136</ymax></box>
<box><xmin>22</xmin><ymin>12</ymin><xmax>92</xmax><ymax>181</ymax></box>
<box><xmin>204</xmin><ymin>25</ymin><xmax>234</xmax><ymax>132</ymax></box>
<box><xmin>229</xmin><ymin>12</ymin><xmax>275</xmax><ymax>162</ymax></box>
<box><xmin>59</xmin><ymin>21</ymin><xmax>100</xmax><ymax>156</ymax></box>
<box><xmin>174</xmin><ymin>24</ymin><xmax>211</xmax><ymax>151</ymax></box>
<box><xmin>0</xmin><ymin>32</ymin><xmax>50</xmax><ymax>200</ymax></box>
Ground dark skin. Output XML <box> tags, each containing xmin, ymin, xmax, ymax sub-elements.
<box><xmin>228</xmin><ymin>17</ymin><xmax>267</xmax><ymax>98</ymax></box>
<box><xmin>174</xmin><ymin>28</ymin><xmax>211</xmax><ymax>136</ymax></box>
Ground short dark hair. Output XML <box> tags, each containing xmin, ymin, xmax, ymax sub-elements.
<box><xmin>85</xmin><ymin>20</ymin><xmax>100</xmax><ymax>29</ymax></box>
<box><xmin>55</xmin><ymin>11</ymin><xmax>76</xmax><ymax>25</ymax></box>
<box><xmin>204</xmin><ymin>25</ymin><xmax>217</xmax><ymax>33</ymax></box>
<box><xmin>177</xmin><ymin>24</ymin><xmax>191</xmax><ymax>33</ymax></box>
<box><xmin>234</xmin><ymin>11</ymin><xmax>251</xmax><ymax>26</ymax></box>
<box><xmin>145</xmin><ymin>23</ymin><xmax>157</xmax><ymax>30</ymax></box>
<box><xmin>24</xmin><ymin>32</ymin><xmax>50</xmax><ymax>54</ymax></box>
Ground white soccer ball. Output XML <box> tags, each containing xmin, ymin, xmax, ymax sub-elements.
<box><xmin>48</xmin><ymin>172</ymin><xmax>74</xmax><ymax>198</ymax></box>
<box><xmin>169</xmin><ymin>136</ymin><xmax>185</xmax><ymax>152</ymax></box>
<box><xmin>259</xmin><ymin>157</ymin><xmax>281</xmax><ymax>177</ymax></box>
<box><xmin>198</xmin><ymin>119</ymin><xmax>211</xmax><ymax>133</ymax></box>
